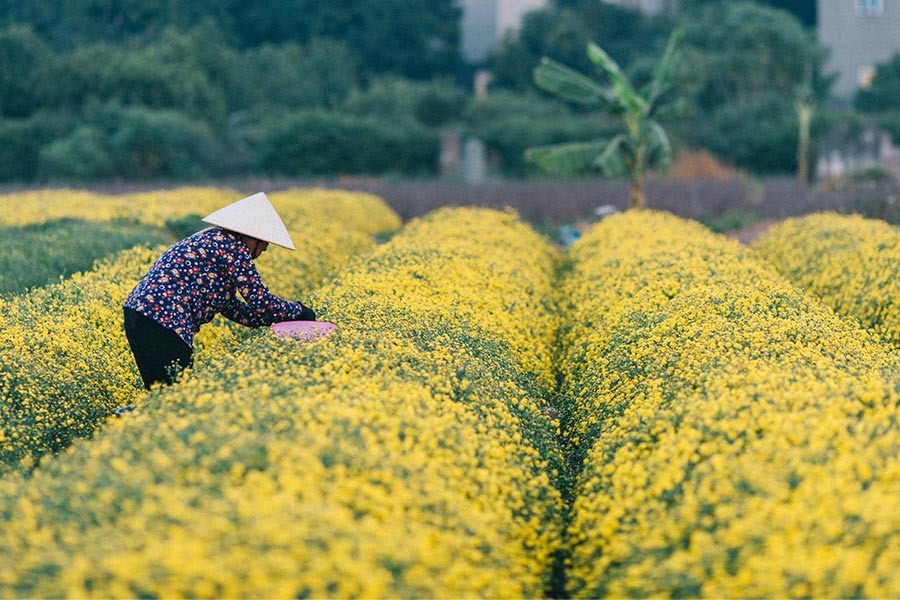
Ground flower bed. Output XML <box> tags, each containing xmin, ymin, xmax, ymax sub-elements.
<box><xmin>0</xmin><ymin>207</ymin><xmax>565</xmax><ymax>598</ymax></box>
<box><xmin>0</xmin><ymin>188</ymin><xmax>399</xmax><ymax>474</ymax></box>
<box><xmin>558</xmin><ymin>210</ymin><xmax>900</xmax><ymax>598</ymax></box>
<box><xmin>753</xmin><ymin>212</ymin><xmax>900</xmax><ymax>345</ymax></box>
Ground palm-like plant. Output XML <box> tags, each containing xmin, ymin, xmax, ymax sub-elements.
<box><xmin>526</xmin><ymin>30</ymin><xmax>682</xmax><ymax>209</ymax></box>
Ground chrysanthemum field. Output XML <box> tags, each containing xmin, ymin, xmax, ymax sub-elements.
<box><xmin>2</xmin><ymin>190</ymin><xmax>900</xmax><ymax>598</ymax></box>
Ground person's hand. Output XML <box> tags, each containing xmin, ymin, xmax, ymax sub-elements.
<box><xmin>299</xmin><ymin>304</ymin><xmax>317</xmax><ymax>321</ymax></box>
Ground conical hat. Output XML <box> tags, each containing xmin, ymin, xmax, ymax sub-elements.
<box><xmin>202</xmin><ymin>192</ymin><xmax>295</xmax><ymax>250</ymax></box>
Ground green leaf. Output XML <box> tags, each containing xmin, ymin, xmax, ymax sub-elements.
<box><xmin>646</xmin><ymin>29</ymin><xmax>683</xmax><ymax>109</ymax></box>
<box><xmin>587</xmin><ymin>42</ymin><xmax>645</xmax><ymax>115</ymax></box>
<box><xmin>525</xmin><ymin>139</ymin><xmax>608</xmax><ymax>175</ymax></box>
<box><xmin>595</xmin><ymin>135</ymin><xmax>629</xmax><ymax>176</ymax></box>
<box><xmin>645</xmin><ymin>121</ymin><xmax>673</xmax><ymax>167</ymax></box>
<box><xmin>533</xmin><ymin>58</ymin><xmax>612</xmax><ymax>106</ymax></box>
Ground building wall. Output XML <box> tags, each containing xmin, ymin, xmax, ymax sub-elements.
<box><xmin>497</xmin><ymin>0</ymin><xmax>548</xmax><ymax>32</ymax></box>
<box><xmin>461</xmin><ymin>0</ymin><xmax>498</xmax><ymax>64</ymax></box>
<box><xmin>460</xmin><ymin>0</ymin><xmax>547</xmax><ymax>64</ymax></box>
<box><xmin>818</xmin><ymin>0</ymin><xmax>900</xmax><ymax>99</ymax></box>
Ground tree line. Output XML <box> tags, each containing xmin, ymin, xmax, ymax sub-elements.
<box><xmin>0</xmin><ymin>0</ymin><xmax>896</xmax><ymax>183</ymax></box>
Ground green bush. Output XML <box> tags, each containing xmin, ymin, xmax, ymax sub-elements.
<box><xmin>0</xmin><ymin>219</ymin><xmax>172</xmax><ymax>294</ymax></box>
<box><xmin>0</xmin><ymin>112</ymin><xmax>73</xmax><ymax>182</ymax></box>
<box><xmin>464</xmin><ymin>92</ymin><xmax>617</xmax><ymax>177</ymax></box>
<box><xmin>41</xmin><ymin>28</ymin><xmax>229</xmax><ymax>125</ymax></box>
<box><xmin>254</xmin><ymin>110</ymin><xmax>438</xmax><ymax>176</ymax></box>
<box><xmin>682</xmin><ymin>94</ymin><xmax>797</xmax><ymax>175</ymax></box>
<box><xmin>0</xmin><ymin>24</ymin><xmax>52</xmax><ymax>118</ymax></box>
<box><xmin>41</xmin><ymin>126</ymin><xmax>115</xmax><ymax>181</ymax></box>
<box><xmin>228</xmin><ymin>39</ymin><xmax>357</xmax><ymax>112</ymax></box>
<box><xmin>856</xmin><ymin>53</ymin><xmax>900</xmax><ymax>113</ymax></box>
<box><xmin>81</xmin><ymin>103</ymin><xmax>228</xmax><ymax>180</ymax></box>
<box><xmin>341</xmin><ymin>76</ymin><xmax>469</xmax><ymax>128</ymax></box>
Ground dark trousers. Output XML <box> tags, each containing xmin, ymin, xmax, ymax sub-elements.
<box><xmin>123</xmin><ymin>307</ymin><xmax>193</xmax><ymax>390</ymax></box>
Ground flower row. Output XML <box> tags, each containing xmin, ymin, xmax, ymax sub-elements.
<box><xmin>0</xmin><ymin>187</ymin><xmax>398</xmax><ymax>232</ymax></box>
<box><xmin>0</xmin><ymin>188</ymin><xmax>400</xmax><ymax>474</ymax></box>
<box><xmin>0</xmin><ymin>207</ymin><xmax>565</xmax><ymax>598</ymax></box>
<box><xmin>752</xmin><ymin>211</ymin><xmax>900</xmax><ymax>346</ymax></box>
<box><xmin>559</xmin><ymin>210</ymin><xmax>900</xmax><ymax>598</ymax></box>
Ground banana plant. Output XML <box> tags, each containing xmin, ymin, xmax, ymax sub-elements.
<box><xmin>527</xmin><ymin>29</ymin><xmax>683</xmax><ymax>209</ymax></box>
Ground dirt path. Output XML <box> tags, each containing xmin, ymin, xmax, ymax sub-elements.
<box><xmin>724</xmin><ymin>218</ymin><xmax>779</xmax><ymax>245</ymax></box>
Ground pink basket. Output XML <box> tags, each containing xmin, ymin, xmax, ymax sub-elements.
<box><xmin>271</xmin><ymin>320</ymin><xmax>337</xmax><ymax>341</ymax></box>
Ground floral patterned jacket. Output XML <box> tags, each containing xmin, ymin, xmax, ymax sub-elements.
<box><xmin>125</xmin><ymin>227</ymin><xmax>308</xmax><ymax>347</ymax></box>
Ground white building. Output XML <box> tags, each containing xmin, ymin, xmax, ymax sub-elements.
<box><xmin>818</xmin><ymin>0</ymin><xmax>900</xmax><ymax>100</ymax></box>
<box><xmin>460</xmin><ymin>0</ymin><xmax>548</xmax><ymax>64</ymax></box>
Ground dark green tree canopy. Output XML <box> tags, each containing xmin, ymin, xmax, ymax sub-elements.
<box><xmin>0</xmin><ymin>0</ymin><xmax>461</xmax><ymax>80</ymax></box>
<box><xmin>489</xmin><ymin>1</ymin><xmax>671</xmax><ymax>92</ymax></box>
<box><xmin>0</xmin><ymin>24</ymin><xmax>51</xmax><ymax>117</ymax></box>
<box><xmin>677</xmin><ymin>1</ymin><xmax>824</xmax><ymax>111</ymax></box>
<box><xmin>856</xmin><ymin>54</ymin><xmax>900</xmax><ymax>113</ymax></box>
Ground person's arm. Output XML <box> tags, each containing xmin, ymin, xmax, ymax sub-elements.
<box><xmin>225</xmin><ymin>247</ymin><xmax>314</xmax><ymax>326</ymax></box>
<box><xmin>219</xmin><ymin>297</ymin><xmax>269</xmax><ymax>327</ymax></box>
<box><xmin>219</xmin><ymin>296</ymin><xmax>316</xmax><ymax>326</ymax></box>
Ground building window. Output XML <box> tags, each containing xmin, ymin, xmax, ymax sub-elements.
<box><xmin>855</xmin><ymin>0</ymin><xmax>883</xmax><ymax>16</ymax></box>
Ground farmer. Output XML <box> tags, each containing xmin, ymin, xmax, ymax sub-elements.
<box><xmin>122</xmin><ymin>192</ymin><xmax>316</xmax><ymax>393</ymax></box>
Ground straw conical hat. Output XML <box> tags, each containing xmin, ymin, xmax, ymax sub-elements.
<box><xmin>202</xmin><ymin>192</ymin><xmax>295</xmax><ymax>250</ymax></box>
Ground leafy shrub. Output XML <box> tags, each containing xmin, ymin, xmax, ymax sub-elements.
<box><xmin>41</xmin><ymin>28</ymin><xmax>229</xmax><ymax>125</ymax></box>
<box><xmin>683</xmin><ymin>94</ymin><xmax>797</xmax><ymax>175</ymax></box>
<box><xmin>254</xmin><ymin>110</ymin><xmax>438</xmax><ymax>176</ymax></box>
<box><xmin>61</xmin><ymin>103</ymin><xmax>228</xmax><ymax>180</ymax></box>
<box><xmin>40</xmin><ymin>126</ymin><xmax>115</xmax><ymax>181</ymax></box>
<box><xmin>227</xmin><ymin>39</ymin><xmax>358</xmax><ymax>112</ymax></box>
<box><xmin>465</xmin><ymin>92</ymin><xmax>617</xmax><ymax>177</ymax></box>
<box><xmin>0</xmin><ymin>111</ymin><xmax>73</xmax><ymax>182</ymax></box>
<box><xmin>697</xmin><ymin>207</ymin><xmax>761</xmax><ymax>233</ymax></box>
<box><xmin>0</xmin><ymin>24</ymin><xmax>51</xmax><ymax>118</ymax></box>
<box><xmin>341</xmin><ymin>76</ymin><xmax>469</xmax><ymax>128</ymax></box>
<box><xmin>109</xmin><ymin>107</ymin><xmax>226</xmax><ymax>179</ymax></box>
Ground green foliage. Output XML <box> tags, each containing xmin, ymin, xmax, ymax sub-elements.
<box><xmin>39</xmin><ymin>104</ymin><xmax>230</xmax><ymax>181</ymax></box>
<box><xmin>0</xmin><ymin>219</ymin><xmax>172</xmax><ymax>295</ymax></box>
<box><xmin>697</xmin><ymin>208</ymin><xmax>762</xmax><ymax>233</ymax></box>
<box><xmin>40</xmin><ymin>126</ymin><xmax>116</xmax><ymax>181</ymax></box>
<box><xmin>164</xmin><ymin>214</ymin><xmax>208</xmax><ymax>239</ymax></box>
<box><xmin>528</xmin><ymin>30</ymin><xmax>682</xmax><ymax>207</ymax></box>
<box><xmin>489</xmin><ymin>3</ymin><xmax>671</xmax><ymax>93</ymax></box>
<box><xmin>683</xmin><ymin>94</ymin><xmax>797</xmax><ymax>175</ymax></box>
<box><xmin>876</xmin><ymin>111</ymin><xmax>900</xmax><ymax>145</ymax></box>
<box><xmin>677</xmin><ymin>1</ymin><xmax>823</xmax><ymax>110</ymax></box>
<box><xmin>679</xmin><ymin>0</ymin><xmax>817</xmax><ymax>28</ymax></box>
<box><xmin>465</xmin><ymin>92</ymin><xmax>617</xmax><ymax>177</ymax></box>
<box><xmin>0</xmin><ymin>112</ymin><xmax>73</xmax><ymax>182</ymax></box>
<box><xmin>670</xmin><ymin>2</ymin><xmax>829</xmax><ymax>176</ymax></box>
<box><xmin>856</xmin><ymin>54</ymin><xmax>900</xmax><ymax>113</ymax></box>
<box><xmin>0</xmin><ymin>24</ymin><xmax>51</xmax><ymax>118</ymax></box>
<box><xmin>254</xmin><ymin>110</ymin><xmax>439</xmax><ymax>176</ymax></box>
<box><xmin>107</xmin><ymin>106</ymin><xmax>227</xmax><ymax>179</ymax></box>
<box><xmin>40</xmin><ymin>27</ymin><xmax>229</xmax><ymax>125</ymax></box>
<box><xmin>341</xmin><ymin>76</ymin><xmax>469</xmax><ymax>128</ymax></box>
<box><xmin>228</xmin><ymin>39</ymin><xmax>358</xmax><ymax>112</ymax></box>
<box><xmin>227</xmin><ymin>0</ymin><xmax>461</xmax><ymax>79</ymax></box>
<box><xmin>0</xmin><ymin>0</ymin><xmax>462</xmax><ymax>81</ymax></box>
